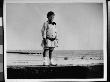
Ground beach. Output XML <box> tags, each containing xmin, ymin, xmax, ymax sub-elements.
<box><xmin>7</xmin><ymin>50</ymin><xmax>104</xmax><ymax>79</ymax></box>
<box><xmin>7</xmin><ymin>50</ymin><xmax>103</xmax><ymax>66</ymax></box>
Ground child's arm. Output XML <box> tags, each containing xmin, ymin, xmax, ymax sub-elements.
<box><xmin>41</xmin><ymin>22</ymin><xmax>47</xmax><ymax>39</ymax></box>
<box><xmin>55</xmin><ymin>24</ymin><xmax>58</xmax><ymax>40</ymax></box>
<box><xmin>41</xmin><ymin>22</ymin><xmax>47</xmax><ymax>45</ymax></box>
<box><xmin>55</xmin><ymin>25</ymin><xmax>59</xmax><ymax>47</ymax></box>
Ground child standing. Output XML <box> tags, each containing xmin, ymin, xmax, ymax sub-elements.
<box><xmin>41</xmin><ymin>11</ymin><xmax>58</xmax><ymax>66</ymax></box>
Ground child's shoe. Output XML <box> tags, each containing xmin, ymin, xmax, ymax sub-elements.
<box><xmin>50</xmin><ymin>58</ymin><xmax>57</xmax><ymax>66</ymax></box>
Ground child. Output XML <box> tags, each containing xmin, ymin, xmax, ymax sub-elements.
<box><xmin>41</xmin><ymin>11</ymin><xmax>58</xmax><ymax>66</ymax></box>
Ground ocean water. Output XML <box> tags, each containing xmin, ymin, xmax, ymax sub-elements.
<box><xmin>7</xmin><ymin>50</ymin><xmax>104</xmax><ymax>66</ymax></box>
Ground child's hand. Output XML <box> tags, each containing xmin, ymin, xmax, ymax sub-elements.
<box><xmin>55</xmin><ymin>39</ymin><xmax>58</xmax><ymax>47</ymax></box>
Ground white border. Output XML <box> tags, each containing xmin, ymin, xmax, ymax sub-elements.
<box><xmin>0</xmin><ymin>18</ymin><xmax>2</xmax><ymax>26</ymax></box>
<box><xmin>5</xmin><ymin>0</ymin><xmax>105</xmax><ymax>3</ymax></box>
<box><xmin>103</xmin><ymin>0</ymin><xmax>107</xmax><ymax>81</ymax></box>
<box><xmin>4</xmin><ymin>0</ymin><xmax>107</xmax><ymax>81</ymax></box>
<box><xmin>4</xmin><ymin>0</ymin><xmax>7</xmax><ymax>81</ymax></box>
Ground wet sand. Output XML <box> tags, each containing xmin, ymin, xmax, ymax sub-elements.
<box><xmin>7</xmin><ymin>64</ymin><xmax>103</xmax><ymax>79</ymax></box>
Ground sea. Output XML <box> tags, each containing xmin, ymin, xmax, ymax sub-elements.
<box><xmin>7</xmin><ymin>50</ymin><xmax>104</xmax><ymax>66</ymax></box>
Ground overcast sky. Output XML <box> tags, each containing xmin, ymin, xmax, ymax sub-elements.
<box><xmin>6</xmin><ymin>3</ymin><xmax>103</xmax><ymax>50</ymax></box>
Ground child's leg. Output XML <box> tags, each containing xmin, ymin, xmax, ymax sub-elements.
<box><xmin>43</xmin><ymin>49</ymin><xmax>49</xmax><ymax>65</ymax></box>
<box><xmin>43</xmin><ymin>49</ymin><xmax>48</xmax><ymax>57</ymax></box>
<box><xmin>49</xmin><ymin>47</ymin><xmax>57</xmax><ymax>65</ymax></box>
<box><xmin>49</xmin><ymin>47</ymin><xmax>54</xmax><ymax>60</ymax></box>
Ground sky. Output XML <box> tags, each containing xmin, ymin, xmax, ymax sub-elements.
<box><xmin>6</xmin><ymin>3</ymin><xmax>103</xmax><ymax>50</ymax></box>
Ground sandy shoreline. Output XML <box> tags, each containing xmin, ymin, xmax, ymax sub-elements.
<box><xmin>7</xmin><ymin>52</ymin><xmax>103</xmax><ymax>66</ymax></box>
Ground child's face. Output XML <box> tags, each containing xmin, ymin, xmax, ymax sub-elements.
<box><xmin>48</xmin><ymin>15</ymin><xmax>55</xmax><ymax>22</ymax></box>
